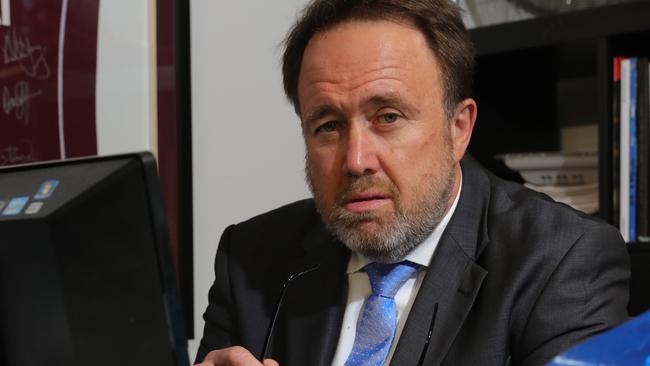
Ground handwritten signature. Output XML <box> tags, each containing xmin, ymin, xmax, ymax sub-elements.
<box><xmin>3</xmin><ymin>81</ymin><xmax>43</xmax><ymax>124</ymax></box>
<box><xmin>0</xmin><ymin>145</ymin><xmax>35</xmax><ymax>166</ymax></box>
<box><xmin>3</xmin><ymin>28</ymin><xmax>51</xmax><ymax>79</ymax></box>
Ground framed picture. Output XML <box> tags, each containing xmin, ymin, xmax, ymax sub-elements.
<box><xmin>0</xmin><ymin>0</ymin><xmax>99</xmax><ymax>164</ymax></box>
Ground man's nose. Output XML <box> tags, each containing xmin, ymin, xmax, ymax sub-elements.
<box><xmin>343</xmin><ymin>124</ymin><xmax>380</xmax><ymax>177</ymax></box>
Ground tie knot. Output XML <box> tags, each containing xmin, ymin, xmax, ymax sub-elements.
<box><xmin>364</xmin><ymin>261</ymin><xmax>418</xmax><ymax>298</ymax></box>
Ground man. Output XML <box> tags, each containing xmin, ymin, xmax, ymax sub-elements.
<box><xmin>195</xmin><ymin>0</ymin><xmax>630</xmax><ymax>365</ymax></box>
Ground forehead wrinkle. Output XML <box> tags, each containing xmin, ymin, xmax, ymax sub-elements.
<box><xmin>301</xmin><ymin>63</ymin><xmax>407</xmax><ymax>90</ymax></box>
<box><xmin>300</xmin><ymin>67</ymin><xmax>409</xmax><ymax>115</ymax></box>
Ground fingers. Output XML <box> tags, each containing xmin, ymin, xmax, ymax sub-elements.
<box><xmin>196</xmin><ymin>346</ymin><xmax>271</xmax><ymax>366</ymax></box>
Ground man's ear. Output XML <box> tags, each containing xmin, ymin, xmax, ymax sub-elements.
<box><xmin>450</xmin><ymin>98</ymin><xmax>477</xmax><ymax>162</ymax></box>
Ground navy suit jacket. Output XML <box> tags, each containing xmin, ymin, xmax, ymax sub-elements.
<box><xmin>196</xmin><ymin>156</ymin><xmax>630</xmax><ymax>365</ymax></box>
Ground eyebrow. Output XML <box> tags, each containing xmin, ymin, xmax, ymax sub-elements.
<box><xmin>303</xmin><ymin>105</ymin><xmax>337</xmax><ymax>127</ymax></box>
<box><xmin>362</xmin><ymin>93</ymin><xmax>417</xmax><ymax>114</ymax></box>
<box><xmin>363</xmin><ymin>93</ymin><xmax>401</xmax><ymax>106</ymax></box>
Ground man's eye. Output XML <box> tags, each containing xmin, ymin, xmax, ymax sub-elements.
<box><xmin>315</xmin><ymin>121</ymin><xmax>338</xmax><ymax>134</ymax></box>
<box><xmin>381</xmin><ymin>113</ymin><xmax>400</xmax><ymax>123</ymax></box>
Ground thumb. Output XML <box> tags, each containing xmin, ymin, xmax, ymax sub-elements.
<box><xmin>263</xmin><ymin>359</ymin><xmax>279</xmax><ymax>366</ymax></box>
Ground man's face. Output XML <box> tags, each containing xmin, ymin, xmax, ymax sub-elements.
<box><xmin>298</xmin><ymin>20</ymin><xmax>472</xmax><ymax>263</ymax></box>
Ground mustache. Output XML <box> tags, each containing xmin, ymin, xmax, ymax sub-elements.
<box><xmin>335</xmin><ymin>176</ymin><xmax>399</xmax><ymax>205</ymax></box>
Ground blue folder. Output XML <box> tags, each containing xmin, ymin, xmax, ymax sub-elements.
<box><xmin>547</xmin><ymin>310</ymin><xmax>650</xmax><ymax>365</ymax></box>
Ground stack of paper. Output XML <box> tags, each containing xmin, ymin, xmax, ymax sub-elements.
<box><xmin>525</xmin><ymin>183</ymin><xmax>599</xmax><ymax>214</ymax></box>
<box><xmin>502</xmin><ymin>152</ymin><xmax>599</xmax><ymax>214</ymax></box>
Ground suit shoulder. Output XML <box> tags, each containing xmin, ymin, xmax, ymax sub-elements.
<box><xmin>237</xmin><ymin>198</ymin><xmax>319</xmax><ymax>229</ymax></box>
<box><xmin>486</xmin><ymin>173</ymin><xmax>618</xmax><ymax>249</ymax></box>
<box><xmin>227</xmin><ymin>198</ymin><xmax>322</xmax><ymax>250</ymax></box>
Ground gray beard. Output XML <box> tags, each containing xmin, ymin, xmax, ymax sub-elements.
<box><xmin>307</xmin><ymin>159</ymin><xmax>456</xmax><ymax>264</ymax></box>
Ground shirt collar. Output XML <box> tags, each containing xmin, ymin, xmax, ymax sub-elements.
<box><xmin>347</xmin><ymin>172</ymin><xmax>463</xmax><ymax>274</ymax></box>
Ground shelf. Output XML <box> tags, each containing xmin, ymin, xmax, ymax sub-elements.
<box><xmin>470</xmin><ymin>1</ymin><xmax>650</xmax><ymax>56</ymax></box>
<box><xmin>628</xmin><ymin>242</ymin><xmax>650</xmax><ymax>315</ymax></box>
<box><xmin>467</xmin><ymin>0</ymin><xmax>650</xmax><ymax>318</ymax></box>
<box><xmin>627</xmin><ymin>241</ymin><xmax>650</xmax><ymax>251</ymax></box>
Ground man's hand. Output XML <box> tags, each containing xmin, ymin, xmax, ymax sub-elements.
<box><xmin>194</xmin><ymin>346</ymin><xmax>279</xmax><ymax>366</ymax></box>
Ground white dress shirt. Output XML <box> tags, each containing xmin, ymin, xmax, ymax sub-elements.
<box><xmin>330</xmin><ymin>177</ymin><xmax>462</xmax><ymax>366</ymax></box>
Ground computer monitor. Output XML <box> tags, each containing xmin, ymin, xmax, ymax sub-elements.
<box><xmin>0</xmin><ymin>152</ymin><xmax>189</xmax><ymax>366</ymax></box>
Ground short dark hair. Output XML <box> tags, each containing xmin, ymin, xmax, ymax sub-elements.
<box><xmin>282</xmin><ymin>0</ymin><xmax>475</xmax><ymax>118</ymax></box>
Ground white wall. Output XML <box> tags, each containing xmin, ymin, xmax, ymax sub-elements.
<box><xmin>96</xmin><ymin>0</ymin><xmax>154</xmax><ymax>155</ymax></box>
<box><xmin>190</xmin><ymin>0</ymin><xmax>311</xmax><ymax>359</ymax></box>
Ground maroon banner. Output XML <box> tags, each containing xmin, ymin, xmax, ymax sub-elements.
<box><xmin>0</xmin><ymin>0</ymin><xmax>98</xmax><ymax>166</ymax></box>
<box><xmin>62</xmin><ymin>1</ymin><xmax>99</xmax><ymax>158</ymax></box>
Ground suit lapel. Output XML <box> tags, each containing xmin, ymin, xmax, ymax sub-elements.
<box><xmin>390</xmin><ymin>233</ymin><xmax>487</xmax><ymax>365</ymax></box>
<box><xmin>391</xmin><ymin>156</ymin><xmax>492</xmax><ymax>366</ymax></box>
<box><xmin>268</xmin><ymin>223</ymin><xmax>349</xmax><ymax>366</ymax></box>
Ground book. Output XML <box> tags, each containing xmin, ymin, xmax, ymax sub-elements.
<box><xmin>612</xmin><ymin>57</ymin><xmax>622</xmax><ymax>229</ymax></box>
<box><xmin>637</xmin><ymin>58</ymin><xmax>650</xmax><ymax>242</ymax></box>
<box><xmin>620</xmin><ymin>58</ymin><xmax>631</xmax><ymax>242</ymax></box>
<box><xmin>630</xmin><ymin>57</ymin><xmax>638</xmax><ymax>242</ymax></box>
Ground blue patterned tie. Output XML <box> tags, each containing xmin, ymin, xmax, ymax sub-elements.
<box><xmin>344</xmin><ymin>261</ymin><xmax>419</xmax><ymax>366</ymax></box>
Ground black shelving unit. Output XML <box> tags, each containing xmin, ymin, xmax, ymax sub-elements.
<box><xmin>628</xmin><ymin>242</ymin><xmax>650</xmax><ymax>315</ymax></box>
<box><xmin>468</xmin><ymin>0</ymin><xmax>650</xmax><ymax>315</ymax></box>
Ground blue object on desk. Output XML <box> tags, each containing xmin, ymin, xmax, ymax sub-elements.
<box><xmin>547</xmin><ymin>310</ymin><xmax>650</xmax><ymax>365</ymax></box>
